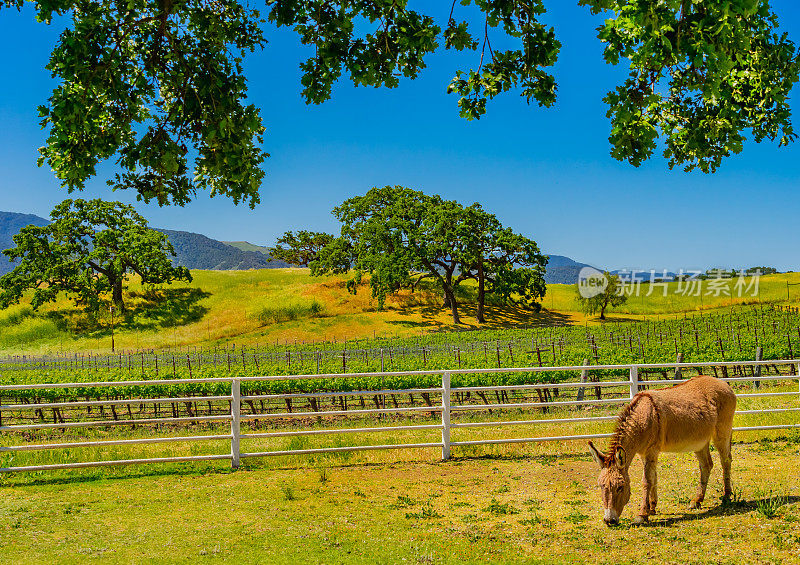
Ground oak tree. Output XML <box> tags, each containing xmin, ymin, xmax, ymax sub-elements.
<box><xmin>270</xmin><ymin>230</ymin><xmax>334</xmax><ymax>267</ymax></box>
<box><xmin>315</xmin><ymin>186</ymin><xmax>462</xmax><ymax>320</ymax></box>
<box><xmin>0</xmin><ymin>199</ymin><xmax>191</xmax><ymax>313</ymax></box>
<box><xmin>313</xmin><ymin>186</ymin><xmax>548</xmax><ymax>325</ymax></box>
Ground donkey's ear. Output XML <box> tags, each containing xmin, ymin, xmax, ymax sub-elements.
<box><xmin>614</xmin><ymin>447</ymin><xmax>627</xmax><ymax>468</ymax></box>
<box><xmin>588</xmin><ymin>441</ymin><xmax>605</xmax><ymax>468</ymax></box>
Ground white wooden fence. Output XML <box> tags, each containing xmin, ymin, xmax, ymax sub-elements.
<box><xmin>1</xmin><ymin>359</ymin><xmax>799</xmax><ymax>473</ymax></box>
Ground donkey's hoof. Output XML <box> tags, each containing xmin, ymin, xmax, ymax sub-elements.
<box><xmin>633</xmin><ymin>515</ymin><xmax>649</xmax><ymax>525</ymax></box>
<box><xmin>687</xmin><ymin>500</ymin><xmax>702</xmax><ymax>510</ymax></box>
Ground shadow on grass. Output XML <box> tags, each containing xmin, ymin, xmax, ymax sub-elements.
<box><xmin>0</xmin><ymin>462</ymin><xmax>235</xmax><ymax>489</ymax></box>
<box><xmin>45</xmin><ymin>287</ymin><xmax>211</xmax><ymax>336</ymax></box>
<box><xmin>127</xmin><ymin>287</ymin><xmax>211</xmax><ymax>330</ymax></box>
<box><xmin>387</xmin><ymin>302</ymin><xmax>574</xmax><ymax>331</ymax></box>
<box><xmin>628</xmin><ymin>495</ymin><xmax>800</xmax><ymax>528</ymax></box>
<box><xmin>380</xmin><ymin>278</ymin><xmax>575</xmax><ymax>331</ymax></box>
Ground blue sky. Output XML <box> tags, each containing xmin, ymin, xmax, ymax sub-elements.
<box><xmin>1</xmin><ymin>1</ymin><xmax>799</xmax><ymax>272</ymax></box>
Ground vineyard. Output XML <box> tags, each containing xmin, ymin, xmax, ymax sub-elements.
<box><xmin>1</xmin><ymin>305</ymin><xmax>799</xmax><ymax>415</ymax></box>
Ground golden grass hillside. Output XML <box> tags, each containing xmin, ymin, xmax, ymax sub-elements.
<box><xmin>0</xmin><ymin>269</ymin><xmax>798</xmax><ymax>354</ymax></box>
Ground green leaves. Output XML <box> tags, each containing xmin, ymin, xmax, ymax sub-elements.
<box><xmin>585</xmin><ymin>0</ymin><xmax>800</xmax><ymax>172</ymax></box>
<box><xmin>269</xmin><ymin>0</ymin><xmax>439</xmax><ymax>104</ymax></box>
<box><xmin>271</xmin><ymin>230</ymin><xmax>335</xmax><ymax>267</ymax></box>
<box><xmin>0</xmin><ymin>199</ymin><xmax>191</xmax><ymax>312</ymax></box>
<box><xmin>444</xmin><ymin>19</ymin><xmax>478</xmax><ymax>51</ymax></box>
<box><xmin>13</xmin><ymin>0</ymin><xmax>800</xmax><ymax>204</ymax></box>
<box><xmin>35</xmin><ymin>0</ymin><xmax>267</xmax><ymax>207</ymax></box>
<box><xmin>446</xmin><ymin>1</ymin><xmax>560</xmax><ymax>120</ymax></box>
<box><xmin>311</xmin><ymin>186</ymin><xmax>547</xmax><ymax>324</ymax></box>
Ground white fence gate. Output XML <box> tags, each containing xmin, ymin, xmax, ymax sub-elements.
<box><xmin>1</xmin><ymin>360</ymin><xmax>799</xmax><ymax>473</ymax></box>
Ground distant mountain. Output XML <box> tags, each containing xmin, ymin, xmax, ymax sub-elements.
<box><xmin>158</xmin><ymin>230</ymin><xmax>290</xmax><ymax>270</ymax></box>
<box><xmin>542</xmin><ymin>256</ymin><xmax>679</xmax><ymax>284</ymax></box>
<box><xmin>609</xmin><ymin>268</ymin><xmax>677</xmax><ymax>281</ymax></box>
<box><xmin>223</xmin><ymin>241</ymin><xmax>273</xmax><ymax>256</ymax></box>
<box><xmin>0</xmin><ymin>211</ymin><xmax>290</xmax><ymax>273</ymax></box>
<box><xmin>544</xmin><ymin>254</ymin><xmax>598</xmax><ymax>285</ymax></box>
<box><xmin>0</xmin><ymin>211</ymin><xmax>50</xmax><ymax>275</ymax></box>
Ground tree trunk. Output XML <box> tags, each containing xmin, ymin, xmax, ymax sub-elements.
<box><xmin>111</xmin><ymin>277</ymin><xmax>125</xmax><ymax>312</ymax></box>
<box><xmin>445</xmin><ymin>287</ymin><xmax>461</xmax><ymax>324</ymax></box>
<box><xmin>476</xmin><ymin>261</ymin><xmax>486</xmax><ymax>324</ymax></box>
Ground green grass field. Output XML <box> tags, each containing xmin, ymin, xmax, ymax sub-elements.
<box><xmin>2</xmin><ymin>429</ymin><xmax>799</xmax><ymax>564</ymax></box>
<box><xmin>1</xmin><ymin>269</ymin><xmax>798</xmax><ymax>355</ymax></box>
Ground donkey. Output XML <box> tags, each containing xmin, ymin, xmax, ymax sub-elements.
<box><xmin>588</xmin><ymin>374</ymin><xmax>736</xmax><ymax>525</ymax></box>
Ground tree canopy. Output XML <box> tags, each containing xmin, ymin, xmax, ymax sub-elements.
<box><xmin>0</xmin><ymin>199</ymin><xmax>191</xmax><ymax>312</ymax></box>
<box><xmin>312</xmin><ymin>186</ymin><xmax>547</xmax><ymax>325</ymax></box>
<box><xmin>4</xmin><ymin>0</ymin><xmax>797</xmax><ymax>206</ymax></box>
<box><xmin>270</xmin><ymin>230</ymin><xmax>334</xmax><ymax>267</ymax></box>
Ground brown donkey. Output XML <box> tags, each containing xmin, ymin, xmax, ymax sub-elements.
<box><xmin>588</xmin><ymin>374</ymin><xmax>736</xmax><ymax>525</ymax></box>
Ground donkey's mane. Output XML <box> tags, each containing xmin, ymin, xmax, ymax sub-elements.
<box><xmin>606</xmin><ymin>392</ymin><xmax>657</xmax><ymax>458</ymax></box>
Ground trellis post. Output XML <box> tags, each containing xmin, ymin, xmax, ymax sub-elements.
<box><xmin>576</xmin><ymin>359</ymin><xmax>589</xmax><ymax>402</ymax></box>
<box><xmin>754</xmin><ymin>347</ymin><xmax>763</xmax><ymax>389</ymax></box>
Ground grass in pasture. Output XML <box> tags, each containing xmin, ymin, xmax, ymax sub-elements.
<box><xmin>279</xmin><ymin>480</ymin><xmax>297</xmax><ymax>501</ymax></box>
<box><xmin>252</xmin><ymin>299</ymin><xmax>325</xmax><ymax>326</ymax></box>
<box><xmin>483</xmin><ymin>498</ymin><xmax>520</xmax><ymax>515</ymax></box>
<box><xmin>756</xmin><ymin>490</ymin><xmax>792</xmax><ymax>519</ymax></box>
<box><xmin>1</xmin><ymin>436</ymin><xmax>799</xmax><ymax>564</ymax></box>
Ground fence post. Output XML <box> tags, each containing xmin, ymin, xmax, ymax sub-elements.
<box><xmin>629</xmin><ymin>365</ymin><xmax>638</xmax><ymax>400</ymax></box>
<box><xmin>231</xmin><ymin>378</ymin><xmax>241</xmax><ymax>470</ymax></box>
<box><xmin>577</xmin><ymin>359</ymin><xmax>589</xmax><ymax>402</ymax></box>
<box><xmin>380</xmin><ymin>349</ymin><xmax>386</xmax><ymax>418</ymax></box>
<box><xmin>674</xmin><ymin>353</ymin><xmax>683</xmax><ymax>379</ymax></box>
<box><xmin>441</xmin><ymin>372</ymin><xmax>451</xmax><ymax>461</ymax></box>
<box><xmin>754</xmin><ymin>347</ymin><xmax>763</xmax><ymax>389</ymax></box>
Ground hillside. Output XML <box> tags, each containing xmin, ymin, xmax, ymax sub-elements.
<box><xmin>3</xmin><ymin>211</ymin><xmax>602</xmax><ymax>281</ymax></box>
<box><xmin>223</xmin><ymin>240</ymin><xmax>273</xmax><ymax>255</ymax></box>
<box><xmin>0</xmin><ymin>211</ymin><xmax>50</xmax><ymax>275</ymax></box>
<box><xmin>543</xmin><ymin>254</ymin><xmax>597</xmax><ymax>284</ymax></box>
<box><xmin>224</xmin><ymin>244</ymin><xmax>601</xmax><ymax>283</ymax></box>
<box><xmin>158</xmin><ymin>230</ymin><xmax>289</xmax><ymax>269</ymax></box>
<box><xmin>1</xmin><ymin>268</ymin><xmax>795</xmax><ymax>354</ymax></box>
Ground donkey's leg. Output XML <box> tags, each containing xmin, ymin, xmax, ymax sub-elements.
<box><xmin>635</xmin><ymin>455</ymin><xmax>658</xmax><ymax>523</ymax></box>
<box><xmin>689</xmin><ymin>444</ymin><xmax>713</xmax><ymax>509</ymax></box>
<box><xmin>713</xmin><ymin>432</ymin><xmax>733</xmax><ymax>500</ymax></box>
<box><xmin>647</xmin><ymin>459</ymin><xmax>658</xmax><ymax>515</ymax></box>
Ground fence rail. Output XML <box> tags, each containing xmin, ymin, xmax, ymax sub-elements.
<box><xmin>1</xmin><ymin>360</ymin><xmax>799</xmax><ymax>473</ymax></box>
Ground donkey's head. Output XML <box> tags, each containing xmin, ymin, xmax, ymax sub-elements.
<box><xmin>588</xmin><ymin>441</ymin><xmax>631</xmax><ymax>526</ymax></box>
